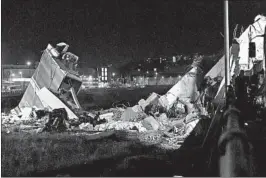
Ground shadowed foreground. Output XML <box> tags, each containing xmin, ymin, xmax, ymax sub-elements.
<box><xmin>1</xmin><ymin>129</ymin><xmax>209</xmax><ymax>177</ymax></box>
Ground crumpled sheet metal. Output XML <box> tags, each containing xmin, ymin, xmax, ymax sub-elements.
<box><xmin>17</xmin><ymin>43</ymin><xmax>81</xmax><ymax>120</ymax></box>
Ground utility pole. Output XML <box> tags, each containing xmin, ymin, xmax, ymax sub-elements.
<box><xmin>224</xmin><ymin>0</ymin><xmax>230</xmax><ymax>105</ymax></box>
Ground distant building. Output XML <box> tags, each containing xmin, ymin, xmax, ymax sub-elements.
<box><xmin>1</xmin><ymin>65</ymin><xmax>35</xmax><ymax>81</ymax></box>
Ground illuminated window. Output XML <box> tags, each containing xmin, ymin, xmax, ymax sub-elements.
<box><xmin>101</xmin><ymin>67</ymin><xmax>108</xmax><ymax>81</ymax></box>
<box><xmin>173</xmin><ymin>56</ymin><xmax>176</xmax><ymax>63</ymax></box>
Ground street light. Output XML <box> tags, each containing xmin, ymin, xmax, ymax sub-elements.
<box><xmin>26</xmin><ymin>61</ymin><xmax>31</xmax><ymax>66</ymax></box>
<box><xmin>19</xmin><ymin>71</ymin><xmax>22</xmax><ymax>78</ymax></box>
<box><xmin>112</xmin><ymin>72</ymin><xmax>116</xmax><ymax>77</ymax></box>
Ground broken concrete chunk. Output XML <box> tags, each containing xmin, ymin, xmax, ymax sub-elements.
<box><xmin>142</xmin><ymin>116</ymin><xmax>160</xmax><ymax>131</ymax></box>
<box><xmin>157</xmin><ymin>113</ymin><xmax>168</xmax><ymax>123</ymax></box>
<box><xmin>120</xmin><ymin>108</ymin><xmax>137</xmax><ymax>121</ymax></box>
<box><xmin>79</xmin><ymin>123</ymin><xmax>94</xmax><ymax>131</ymax></box>
<box><xmin>138</xmin><ymin>99</ymin><xmax>146</xmax><ymax>110</ymax></box>
<box><xmin>139</xmin><ymin>92</ymin><xmax>160</xmax><ymax>112</ymax></box>
<box><xmin>120</xmin><ymin>107</ymin><xmax>146</xmax><ymax>122</ymax></box>
<box><xmin>158</xmin><ymin>95</ymin><xmax>169</xmax><ymax>109</ymax></box>
<box><xmin>132</xmin><ymin>105</ymin><xmax>143</xmax><ymax>113</ymax></box>
<box><xmin>156</xmin><ymin>113</ymin><xmax>171</xmax><ymax>130</ymax></box>
<box><xmin>99</xmin><ymin>112</ymin><xmax>114</xmax><ymax>122</ymax></box>
<box><xmin>146</xmin><ymin>92</ymin><xmax>160</xmax><ymax>104</ymax></box>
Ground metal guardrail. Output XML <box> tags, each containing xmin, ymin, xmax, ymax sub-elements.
<box><xmin>218</xmin><ymin>106</ymin><xmax>254</xmax><ymax>177</ymax></box>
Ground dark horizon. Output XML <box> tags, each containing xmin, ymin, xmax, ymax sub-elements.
<box><xmin>2</xmin><ymin>0</ymin><xmax>266</xmax><ymax>67</ymax></box>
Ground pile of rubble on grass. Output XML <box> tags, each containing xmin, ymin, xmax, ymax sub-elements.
<box><xmin>1</xmin><ymin>91</ymin><xmax>207</xmax><ymax>149</ymax></box>
<box><xmin>1</xmin><ymin>42</ymin><xmax>211</xmax><ymax>149</ymax></box>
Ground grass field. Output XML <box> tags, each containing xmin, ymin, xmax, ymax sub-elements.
<box><xmin>1</xmin><ymin>131</ymin><xmax>183</xmax><ymax>177</ymax></box>
<box><xmin>2</xmin><ymin>122</ymin><xmax>216</xmax><ymax>177</ymax></box>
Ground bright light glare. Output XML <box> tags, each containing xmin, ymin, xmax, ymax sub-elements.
<box><xmin>245</xmin><ymin>123</ymin><xmax>248</xmax><ymax>126</ymax></box>
<box><xmin>26</xmin><ymin>61</ymin><xmax>31</xmax><ymax>66</ymax></box>
<box><xmin>112</xmin><ymin>72</ymin><xmax>115</xmax><ymax>76</ymax></box>
<box><xmin>11</xmin><ymin>73</ymin><xmax>15</xmax><ymax>77</ymax></box>
<box><xmin>88</xmin><ymin>75</ymin><xmax>93</xmax><ymax>81</ymax></box>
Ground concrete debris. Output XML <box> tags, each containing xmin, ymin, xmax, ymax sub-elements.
<box><xmin>94</xmin><ymin>121</ymin><xmax>147</xmax><ymax>132</ymax></box>
<box><xmin>184</xmin><ymin>112</ymin><xmax>200</xmax><ymax>124</ymax></box>
<box><xmin>77</xmin><ymin>112</ymin><xmax>107</xmax><ymax>127</ymax></box>
<box><xmin>142</xmin><ymin>116</ymin><xmax>160</xmax><ymax>131</ymax></box>
<box><xmin>79</xmin><ymin>123</ymin><xmax>94</xmax><ymax>131</ymax></box>
<box><xmin>138</xmin><ymin>92</ymin><xmax>160</xmax><ymax>112</ymax></box>
<box><xmin>138</xmin><ymin>99</ymin><xmax>146</xmax><ymax>110</ymax></box>
<box><xmin>138</xmin><ymin>131</ymin><xmax>163</xmax><ymax>145</ymax></box>
<box><xmin>42</xmin><ymin>108</ymin><xmax>70</xmax><ymax>132</ymax></box>
<box><xmin>156</xmin><ymin>113</ymin><xmax>173</xmax><ymax>131</ymax></box>
<box><xmin>173</xmin><ymin>102</ymin><xmax>187</xmax><ymax>114</ymax></box>
<box><xmin>3</xmin><ymin>42</ymin><xmax>213</xmax><ymax>150</ymax></box>
<box><xmin>157</xmin><ymin>113</ymin><xmax>168</xmax><ymax>125</ymax></box>
<box><xmin>184</xmin><ymin>119</ymin><xmax>200</xmax><ymax>136</ymax></box>
<box><xmin>99</xmin><ymin>112</ymin><xmax>114</xmax><ymax>122</ymax></box>
<box><xmin>132</xmin><ymin>104</ymin><xmax>143</xmax><ymax>113</ymax></box>
<box><xmin>120</xmin><ymin>106</ymin><xmax>147</xmax><ymax>122</ymax></box>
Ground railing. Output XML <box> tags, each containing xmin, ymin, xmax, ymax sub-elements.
<box><xmin>218</xmin><ymin>106</ymin><xmax>254</xmax><ymax>177</ymax></box>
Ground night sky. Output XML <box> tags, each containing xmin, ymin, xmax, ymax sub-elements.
<box><xmin>2</xmin><ymin>0</ymin><xmax>266</xmax><ymax>67</ymax></box>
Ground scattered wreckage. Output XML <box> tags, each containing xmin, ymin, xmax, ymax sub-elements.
<box><xmin>2</xmin><ymin>42</ymin><xmax>207</xmax><ymax>149</ymax></box>
<box><xmin>2</xmin><ymin>15</ymin><xmax>266</xmax><ymax>150</ymax></box>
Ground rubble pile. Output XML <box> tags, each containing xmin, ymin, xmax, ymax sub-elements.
<box><xmin>2</xmin><ymin>42</ymin><xmax>213</xmax><ymax>150</ymax></box>
<box><xmin>2</xmin><ymin>90</ymin><xmax>206</xmax><ymax>149</ymax></box>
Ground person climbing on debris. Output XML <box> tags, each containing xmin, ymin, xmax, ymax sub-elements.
<box><xmin>200</xmin><ymin>76</ymin><xmax>221</xmax><ymax>114</ymax></box>
<box><xmin>235</xmin><ymin>70</ymin><xmax>250</xmax><ymax>124</ymax></box>
<box><xmin>200</xmin><ymin>76</ymin><xmax>212</xmax><ymax>107</ymax></box>
<box><xmin>235</xmin><ymin>70</ymin><xmax>248</xmax><ymax>103</ymax></box>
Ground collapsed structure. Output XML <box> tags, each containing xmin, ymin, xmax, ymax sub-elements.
<box><xmin>13</xmin><ymin>43</ymin><xmax>82</xmax><ymax>119</ymax></box>
<box><xmin>212</xmin><ymin>14</ymin><xmax>266</xmax><ymax>106</ymax></box>
<box><xmin>2</xmin><ymin>15</ymin><xmax>266</xmax><ymax>149</ymax></box>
